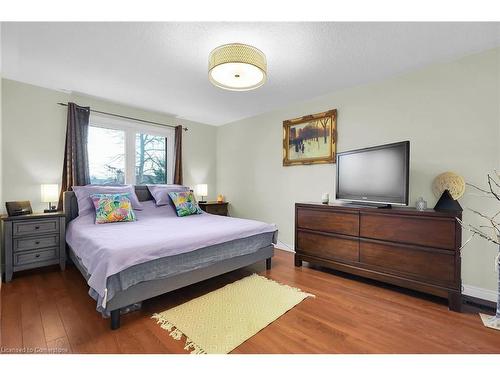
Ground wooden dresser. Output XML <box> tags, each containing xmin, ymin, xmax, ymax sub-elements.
<box><xmin>294</xmin><ymin>202</ymin><xmax>462</xmax><ymax>311</ymax></box>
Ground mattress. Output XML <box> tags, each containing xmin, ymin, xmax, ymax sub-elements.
<box><xmin>66</xmin><ymin>200</ymin><xmax>278</xmax><ymax>310</ymax></box>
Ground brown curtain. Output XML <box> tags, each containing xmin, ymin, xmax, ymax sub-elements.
<box><xmin>57</xmin><ymin>102</ymin><xmax>91</xmax><ymax>210</ymax></box>
<box><xmin>173</xmin><ymin>125</ymin><xmax>183</xmax><ymax>185</ymax></box>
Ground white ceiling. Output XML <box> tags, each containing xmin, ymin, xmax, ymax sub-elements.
<box><xmin>2</xmin><ymin>22</ymin><xmax>499</xmax><ymax>125</ymax></box>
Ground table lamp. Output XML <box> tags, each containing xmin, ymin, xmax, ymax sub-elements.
<box><xmin>196</xmin><ymin>184</ymin><xmax>208</xmax><ymax>203</ymax></box>
<box><xmin>41</xmin><ymin>184</ymin><xmax>59</xmax><ymax>213</ymax></box>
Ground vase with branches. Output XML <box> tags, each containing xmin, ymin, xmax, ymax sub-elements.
<box><xmin>457</xmin><ymin>171</ymin><xmax>500</xmax><ymax>330</ymax></box>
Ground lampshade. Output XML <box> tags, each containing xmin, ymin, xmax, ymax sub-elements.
<box><xmin>41</xmin><ymin>184</ymin><xmax>59</xmax><ymax>203</ymax></box>
<box><xmin>196</xmin><ymin>184</ymin><xmax>208</xmax><ymax>197</ymax></box>
<box><xmin>208</xmin><ymin>43</ymin><xmax>267</xmax><ymax>91</ymax></box>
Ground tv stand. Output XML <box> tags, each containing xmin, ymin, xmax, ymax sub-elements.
<box><xmin>294</xmin><ymin>202</ymin><xmax>462</xmax><ymax>311</ymax></box>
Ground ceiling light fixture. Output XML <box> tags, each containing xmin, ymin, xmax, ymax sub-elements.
<box><xmin>208</xmin><ymin>43</ymin><xmax>267</xmax><ymax>91</ymax></box>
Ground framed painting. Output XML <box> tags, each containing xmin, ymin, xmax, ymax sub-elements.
<box><xmin>282</xmin><ymin>109</ymin><xmax>337</xmax><ymax>166</ymax></box>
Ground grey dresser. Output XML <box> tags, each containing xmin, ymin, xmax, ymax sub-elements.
<box><xmin>1</xmin><ymin>212</ymin><xmax>66</xmax><ymax>282</ymax></box>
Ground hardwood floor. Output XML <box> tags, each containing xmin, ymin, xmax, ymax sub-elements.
<box><xmin>1</xmin><ymin>249</ymin><xmax>499</xmax><ymax>354</ymax></box>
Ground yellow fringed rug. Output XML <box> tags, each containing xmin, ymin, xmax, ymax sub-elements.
<box><xmin>152</xmin><ymin>273</ymin><xmax>314</xmax><ymax>354</ymax></box>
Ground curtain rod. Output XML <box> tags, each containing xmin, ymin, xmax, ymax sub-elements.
<box><xmin>56</xmin><ymin>102</ymin><xmax>188</xmax><ymax>131</ymax></box>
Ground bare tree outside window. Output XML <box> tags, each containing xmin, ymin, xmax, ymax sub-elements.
<box><xmin>135</xmin><ymin>133</ymin><xmax>167</xmax><ymax>184</ymax></box>
<box><xmin>88</xmin><ymin>126</ymin><xmax>125</xmax><ymax>184</ymax></box>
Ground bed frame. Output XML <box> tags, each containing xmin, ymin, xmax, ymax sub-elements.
<box><xmin>63</xmin><ymin>186</ymin><xmax>274</xmax><ymax>330</ymax></box>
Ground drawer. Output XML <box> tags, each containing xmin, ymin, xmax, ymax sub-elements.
<box><xmin>360</xmin><ymin>213</ymin><xmax>456</xmax><ymax>250</ymax></box>
<box><xmin>359</xmin><ymin>240</ymin><xmax>455</xmax><ymax>285</ymax></box>
<box><xmin>13</xmin><ymin>247</ymin><xmax>59</xmax><ymax>266</ymax></box>
<box><xmin>14</xmin><ymin>234</ymin><xmax>59</xmax><ymax>253</ymax></box>
<box><xmin>206</xmin><ymin>205</ymin><xmax>227</xmax><ymax>216</ymax></box>
<box><xmin>13</xmin><ymin>218</ymin><xmax>59</xmax><ymax>237</ymax></box>
<box><xmin>297</xmin><ymin>208</ymin><xmax>359</xmax><ymax>236</ymax></box>
<box><xmin>297</xmin><ymin>230</ymin><xmax>359</xmax><ymax>262</ymax></box>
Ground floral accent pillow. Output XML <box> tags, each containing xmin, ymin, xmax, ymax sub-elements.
<box><xmin>147</xmin><ymin>184</ymin><xmax>190</xmax><ymax>206</ymax></box>
<box><xmin>90</xmin><ymin>193</ymin><xmax>136</xmax><ymax>224</ymax></box>
<box><xmin>168</xmin><ymin>191</ymin><xmax>203</xmax><ymax>217</ymax></box>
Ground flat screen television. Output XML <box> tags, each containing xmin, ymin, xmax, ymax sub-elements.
<box><xmin>335</xmin><ymin>141</ymin><xmax>410</xmax><ymax>207</ymax></box>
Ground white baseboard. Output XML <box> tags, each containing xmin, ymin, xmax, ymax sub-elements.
<box><xmin>276</xmin><ymin>240</ymin><xmax>294</xmax><ymax>253</ymax></box>
<box><xmin>462</xmin><ymin>284</ymin><xmax>497</xmax><ymax>302</ymax></box>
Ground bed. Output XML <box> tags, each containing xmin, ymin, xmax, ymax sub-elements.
<box><xmin>63</xmin><ymin>186</ymin><xmax>277</xmax><ymax>330</ymax></box>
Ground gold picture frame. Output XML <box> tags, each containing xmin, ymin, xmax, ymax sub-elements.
<box><xmin>282</xmin><ymin>109</ymin><xmax>337</xmax><ymax>166</ymax></box>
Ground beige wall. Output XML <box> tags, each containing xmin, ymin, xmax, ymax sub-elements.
<box><xmin>217</xmin><ymin>48</ymin><xmax>500</xmax><ymax>295</ymax></box>
<box><xmin>1</xmin><ymin>79</ymin><xmax>218</xmax><ymax>213</ymax></box>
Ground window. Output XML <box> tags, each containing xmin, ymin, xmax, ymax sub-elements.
<box><xmin>135</xmin><ymin>133</ymin><xmax>167</xmax><ymax>184</ymax></box>
<box><xmin>88</xmin><ymin>127</ymin><xmax>126</xmax><ymax>184</ymax></box>
<box><xmin>87</xmin><ymin>114</ymin><xmax>175</xmax><ymax>185</ymax></box>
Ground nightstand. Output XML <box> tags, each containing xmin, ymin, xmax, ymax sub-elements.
<box><xmin>1</xmin><ymin>212</ymin><xmax>66</xmax><ymax>282</ymax></box>
<box><xmin>198</xmin><ymin>201</ymin><xmax>229</xmax><ymax>216</ymax></box>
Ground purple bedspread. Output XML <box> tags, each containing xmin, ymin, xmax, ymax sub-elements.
<box><xmin>66</xmin><ymin>200</ymin><xmax>277</xmax><ymax>307</ymax></box>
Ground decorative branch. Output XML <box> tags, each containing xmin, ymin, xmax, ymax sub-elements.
<box><xmin>488</xmin><ymin>174</ymin><xmax>500</xmax><ymax>201</ymax></box>
<box><xmin>456</xmin><ymin>171</ymin><xmax>500</xmax><ymax>249</ymax></box>
<box><xmin>466</xmin><ymin>182</ymin><xmax>496</xmax><ymax>196</ymax></box>
<box><xmin>468</xmin><ymin>208</ymin><xmax>500</xmax><ymax>234</ymax></box>
<box><xmin>457</xmin><ymin>217</ymin><xmax>500</xmax><ymax>248</ymax></box>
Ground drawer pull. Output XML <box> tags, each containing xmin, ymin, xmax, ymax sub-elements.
<box><xmin>35</xmin><ymin>241</ymin><xmax>40</xmax><ymax>245</ymax></box>
<box><xmin>35</xmin><ymin>226</ymin><xmax>40</xmax><ymax>230</ymax></box>
<box><xmin>35</xmin><ymin>254</ymin><xmax>40</xmax><ymax>258</ymax></box>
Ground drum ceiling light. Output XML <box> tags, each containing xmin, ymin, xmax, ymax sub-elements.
<box><xmin>208</xmin><ymin>43</ymin><xmax>267</xmax><ymax>91</ymax></box>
